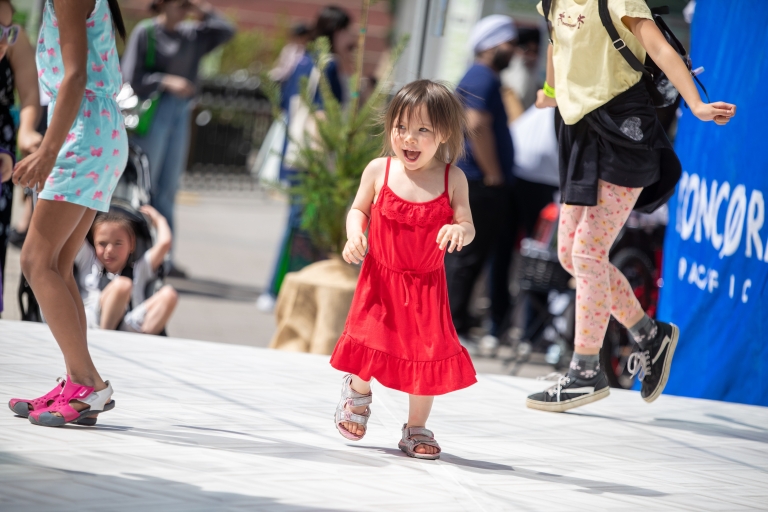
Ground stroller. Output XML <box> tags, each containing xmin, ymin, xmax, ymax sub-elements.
<box><xmin>17</xmin><ymin>139</ymin><xmax>166</xmax><ymax>328</ymax></box>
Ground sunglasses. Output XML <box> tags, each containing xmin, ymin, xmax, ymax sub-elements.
<box><xmin>0</xmin><ymin>24</ymin><xmax>20</xmax><ymax>45</ymax></box>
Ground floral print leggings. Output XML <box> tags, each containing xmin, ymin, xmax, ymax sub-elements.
<box><xmin>558</xmin><ymin>180</ymin><xmax>646</xmax><ymax>349</ymax></box>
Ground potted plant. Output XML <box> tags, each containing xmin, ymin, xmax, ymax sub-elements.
<box><xmin>268</xmin><ymin>2</ymin><xmax>407</xmax><ymax>353</ymax></box>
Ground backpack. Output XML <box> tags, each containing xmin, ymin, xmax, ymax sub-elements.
<box><xmin>541</xmin><ymin>0</ymin><xmax>709</xmax><ymax>110</ymax></box>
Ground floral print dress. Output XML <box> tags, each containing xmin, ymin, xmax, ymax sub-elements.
<box><xmin>36</xmin><ymin>0</ymin><xmax>127</xmax><ymax>211</ymax></box>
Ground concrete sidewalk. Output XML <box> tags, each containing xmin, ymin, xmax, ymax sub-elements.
<box><xmin>1</xmin><ymin>320</ymin><xmax>767</xmax><ymax>512</ymax></box>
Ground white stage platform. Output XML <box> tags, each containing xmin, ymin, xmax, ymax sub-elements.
<box><xmin>1</xmin><ymin>320</ymin><xmax>767</xmax><ymax>511</ymax></box>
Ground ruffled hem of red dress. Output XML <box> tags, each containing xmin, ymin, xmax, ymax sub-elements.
<box><xmin>330</xmin><ymin>332</ymin><xmax>477</xmax><ymax>396</ymax></box>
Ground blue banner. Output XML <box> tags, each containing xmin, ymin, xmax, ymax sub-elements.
<box><xmin>659</xmin><ymin>0</ymin><xmax>768</xmax><ymax>405</ymax></box>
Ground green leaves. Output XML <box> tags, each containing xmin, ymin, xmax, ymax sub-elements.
<box><xmin>272</xmin><ymin>35</ymin><xmax>407</xmax><ymax>256</ymax></box>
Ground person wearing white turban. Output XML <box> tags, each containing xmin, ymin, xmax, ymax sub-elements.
<box><xmin>468</xmin><ymin>14</ymin><xmax>518</xmax><ymax>55</ymax></box>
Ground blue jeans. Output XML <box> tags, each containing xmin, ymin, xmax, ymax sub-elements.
<box><xmin>132</xmin><ymin>94</ymin><xmax>192</xmax><ymax>232</ymax></box>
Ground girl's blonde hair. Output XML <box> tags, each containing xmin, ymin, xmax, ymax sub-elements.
<box><xmin>382</xmin><ymin>80</ymin><xmax>467</xmax><ymax>164</ymax></box>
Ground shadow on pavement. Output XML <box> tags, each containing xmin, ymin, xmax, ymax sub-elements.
<box><xmin>165</xmin><ymin>276</ymin><xmax>262</xmax><ymax>301</ymax></box>
<box><xmin>568</xmin><ymin>411</ymin><xmax>768</xmax><ymax>445</ymax></box>
<box><xmin>349</xmin><ymin>445</ymin><xmax>667</xmax><ymax>497</ymax></box>
<box><xmin>0</xmin><ymin>451</ymin><xmax>338</xmax><ymax>511</ymax></box>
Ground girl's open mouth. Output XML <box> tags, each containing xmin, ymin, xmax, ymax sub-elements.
<box><xmin>403</xmin><ymin>150</ymin><xmax>421</xmax><ymax>162</ymax></box>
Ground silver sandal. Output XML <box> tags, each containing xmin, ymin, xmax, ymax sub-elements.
<box><xmin>398</xmin><ymin>424</ymin><xmax>441</xmax><ymax>460</ymax></box>
<box><xmin>334</xmin><ymin>374</ymin><xmax>372</xmax><ymax>441</ymax></box>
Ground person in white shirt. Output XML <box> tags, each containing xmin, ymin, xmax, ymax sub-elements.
<box><xmin>75</xmin><ymin>205</ymin><xmax>178</xmax><ymax>334</ymax></box>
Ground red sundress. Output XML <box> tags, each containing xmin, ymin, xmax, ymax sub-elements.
<box><xmin>330</xmin><ymin>158</ymin><xmax>477</xmax><ymax>395</ymax></box>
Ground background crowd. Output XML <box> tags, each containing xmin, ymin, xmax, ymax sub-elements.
<box><xmin>0</xmin><ymin>0</ymin><xmax>694</xmax><ymax>380</ymax></box>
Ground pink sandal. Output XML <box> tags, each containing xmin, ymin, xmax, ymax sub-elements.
<box><xmin>8</xmin><ymin>377</ymin><xmax>65</xmax><ymax>418</ymax></box>
<box><xmin>28</xmin><ymin>375</ymin><xmax>115</xmax><ymax>427</ymax></box>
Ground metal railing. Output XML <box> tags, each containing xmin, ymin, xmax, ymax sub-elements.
<box><xmin>183</xmin><ymin>72</ymin><xmax>274</xmax><ymax>191</ymax></box>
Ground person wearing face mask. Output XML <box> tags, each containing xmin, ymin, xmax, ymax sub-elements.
<box><xmin>120</xmin><ymin>0</ymin><xmax>234</xmax><ymax>276</ymax></box>
<box><xmin>445</xmin><ymin>15</ymin><xmax>517</xmax><ymax>347</ymax></box>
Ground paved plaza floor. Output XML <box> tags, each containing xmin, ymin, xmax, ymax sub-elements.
<box><xmin>1</xmin><ymin>320</ymin><xmax>767</xmax><ymax>511</ymax></box>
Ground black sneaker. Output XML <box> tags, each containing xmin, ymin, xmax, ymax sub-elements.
<box><xmin>526</xmin><ymin>371</ymin><xmax>610</xmax><ymax>412</ymax></box>
<box><xmin>628</xmin><ymin>321</ymin><xmax>679</xmax><ymax>403</ymax></box>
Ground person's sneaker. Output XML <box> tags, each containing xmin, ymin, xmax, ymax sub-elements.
<box><xmin>628</xmin><ymin>321</ymin><xmax>679</xmax><ymax>403</ymax></box>
<box><xmin>526</xmin><ymin>371</ymin><xmax>610</xmax><ymax>412</ymax></box>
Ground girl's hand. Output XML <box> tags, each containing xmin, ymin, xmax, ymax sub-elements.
<box><xmin>17</xmin><ymin>129</ymin><xmax>43</xmax><ymax>157</ymax></box>
<box><xmin>692</xmin><ymin>101</ymin><xmax>736</xmax><ymax>125</ymax></box>
<box><xmin>535</xmin><ymin>89</ymin><xmax>557</xmax><ymax>109</ymax></box>
<box><xmin>343</xmin><ymin>233</ymin><xmax>368</xmax><ymax>264</ymax></box>
<box><xmin>437</xmin><ymin>224</ymin><xmax>466</xmax><ymax>253</ymax></box>
<box><xmin>12</xmin><ymin>146</ymin><xmax>57</xmax><ymax>191</ymax></box>
<box><xmin>162</xmin><ymin>75</ymin><xmax>196</xmax><ymax>98</ymax></box>
<box><xmin>140</xmin><ymin>204</ymin><xmax>164</xmax><ymax>225</ymax></box>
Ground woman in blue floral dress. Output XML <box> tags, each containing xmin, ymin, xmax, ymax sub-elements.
<box><xmin>8</xmin><ymin>0</ymin><xmax>128</xmax><ymax>427</ymax></box>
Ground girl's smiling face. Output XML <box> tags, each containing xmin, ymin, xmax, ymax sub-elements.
<box><xmin>93</xmin><ymin>222</ymin><xmax>134</xmax><ymax>274</ymax></box>
<box><xmin>390</xmin><ymin>104</ymin><xmax>446</xmax><ymax>171</ymax></box>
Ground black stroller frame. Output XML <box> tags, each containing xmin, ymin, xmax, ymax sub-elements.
<box><xmin>18</xmin><ymin>140</ymin><xmax>166</xmax><ymax>327</ymax></box>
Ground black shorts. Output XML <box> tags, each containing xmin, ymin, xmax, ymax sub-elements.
<box><xmin>557</xmin><ymin>82</ymin><xmax>681</xmax><ymax>213</ymax></box>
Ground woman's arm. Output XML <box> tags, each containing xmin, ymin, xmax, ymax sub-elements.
<box><xmin>465</xmin><ymin>109</ymin><xmax>504</xmax><ymax>186</ymax></box>
<box><xmin>140</xmin><ymin>205</ymin><xmax>172</xmax><ymax>271</ymax></box>
<box><xmin>536</xmin><ymin>44</ymin><xmax>557</xmax><ymax>109</ymax></box>
<box><xmin>624</xmin><ymin>16</ymin><xmax>736</xmax><ymax>124</ymax></box>
<box><xmin>13</xmin><ymin>0</ymin><xmax>93</xmax><ymax>191</ymax></box>
<box><xmin>342</xmin><ymin>158</ymin><xmax>382</xmax><ymax>264</ymax></box>
<box><xmin>189</xmin><ymin>0</ymin><xmax>236</xmax><ymax>54</ymax></box>
<box><xmin>7</xmin><ymin>27</ymin><xmax>42</xmax><ymax>156</ymax></box>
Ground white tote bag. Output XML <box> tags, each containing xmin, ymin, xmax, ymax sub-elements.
<box><xmin>251</xmin><ymin>112</ymin><xmax>286</xmax><ymax>185</ymax></box>
<box><xmin>283</xmin><ymin>66</ymin><xmax>321</xmax><ymax>170</ymax></box>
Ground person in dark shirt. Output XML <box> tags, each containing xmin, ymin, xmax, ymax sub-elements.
<box><xmin>121</xmin><ymin>0</ymin><xmax>235</xmax><ymax>255</ymax></box>
<box><xmin>446</xmin><ymin>15</ymin><xmax>517</xmax><ymax>346</ymax></box>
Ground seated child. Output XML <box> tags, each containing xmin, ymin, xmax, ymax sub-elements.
<box><xmin>75</xmin><ymin>205</ymin><xmax>178</xmax><ymax>334</ymax></box>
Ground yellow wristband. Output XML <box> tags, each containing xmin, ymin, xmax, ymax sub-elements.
<box><xmin>543</xmin><ymin>81</ymin><xmax>556</xmax><ymax>99</ymax></box>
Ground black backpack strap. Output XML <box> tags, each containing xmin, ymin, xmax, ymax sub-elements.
<box><xmin>597</xmin><ymin>0</ymin><xmax>652</xmax><ymax>80</ymax></box>
<box><xmin>542</xmin><ymin>0</ymin><xmax>554</xmax><ymax>44</ymax></box>
<box><xmin>654</xmin><ymin>14</ymin><xmax>687</xmax><ymax>59</ymax></box>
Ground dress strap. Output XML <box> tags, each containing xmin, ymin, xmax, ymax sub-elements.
<box><xmin>385</xmin><ymin>157</ymin><xmax>391</xmax><ymax>187</ymax></box>
<box><xmin>444</xmin><ymin>163</ymin><xmax>450</xmax><ymax>195</ymax></box>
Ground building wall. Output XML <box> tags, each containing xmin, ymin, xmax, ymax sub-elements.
<box><xmin>121</xmin><ymin>0</ymin><xmax>393</xmax><ymax>76</ymax></box>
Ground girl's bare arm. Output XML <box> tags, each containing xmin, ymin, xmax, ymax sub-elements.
<box><xmin>437</xmin><ymin>166</ymin><xmax>475</xmax><ymax>253</ymax></box>
<box><xmin>624</xmin><ymin>16</ymin><xmax>736</xmax><ymax>124</ymax></box>
<box><xmin>141</xmin><ymin>205</ymin><xmax>172</xmax><ymax>271</ymax></box>
<box><xmin>536</xmin><ymin>44</ymin><xmax>557</xmax><ymax>109</ymax></box>
<box><xmin>13</xmin><ymin>0</ymin><xmax>95</xmax><ymax>190</ymax></box>
<box><xmin>343</xmin><ymin>158</ymin><xmax>384</xmax><ymax>263</ymax></box>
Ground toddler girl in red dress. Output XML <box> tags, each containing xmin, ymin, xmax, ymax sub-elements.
<box><xmin>330</xmin><ymin>80</ymin><xmax>477</xmax><ymax>459</ymax></box>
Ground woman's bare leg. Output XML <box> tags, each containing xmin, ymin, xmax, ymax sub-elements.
<box><xmin>139</xmin><ymin>285</ymin><xmax>178</xmax><ymax>334</ymax></box>
<box><xmin>99</xmin><ymin>277</ymin><xmax>133</xmax><ymax>330</ymax></box>
<box><xmin>21</xmin><ymin>199</ymin><xmax>105</xmax><ymax>394</ymax></box>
